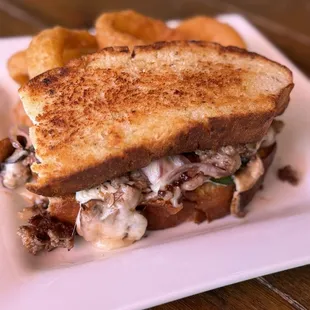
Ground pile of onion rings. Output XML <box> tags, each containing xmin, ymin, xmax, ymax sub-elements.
<box><xmin>95</xmin><ymin>11</ymin><xmax>246</xmax><ymax>49</ymax></box>
<box><xmin>7</xmin><ymin>10</ymin><xmax>246</xmax><ymax>127</ymax></box>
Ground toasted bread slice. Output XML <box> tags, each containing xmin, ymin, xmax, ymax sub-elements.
<box><xmin>19</xmin><ymin>41</ymin><xmax>293</xmax><ymax>196</ymax></box>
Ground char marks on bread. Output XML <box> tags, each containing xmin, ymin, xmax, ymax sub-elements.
<box><xmin>19</xmin><ymin>41</ymin><xmax>294</xmax><ymax>196</ymax></box>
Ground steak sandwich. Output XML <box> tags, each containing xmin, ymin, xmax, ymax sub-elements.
<box><xmin>17</xmin><ymin>41</ymin><xmax>293</xmax><ymax>254</ymax></box>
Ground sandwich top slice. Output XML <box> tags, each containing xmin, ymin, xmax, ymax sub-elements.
<box><xmin>19</xmin><ymin>41</ymin><xmax>293</xmax><ymax>197</ymax></box>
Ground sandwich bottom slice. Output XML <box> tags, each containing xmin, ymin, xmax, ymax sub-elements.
<box><xmin>18</xmin><ymin>120</ymin><xmax>281</xmax><ymax>255</ymax></box>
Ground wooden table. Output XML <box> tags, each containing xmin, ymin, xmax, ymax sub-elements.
<box><xmin>1</xmin><ymin>0</ymin><xmax>309</xmax><ymax>309</ymax></box>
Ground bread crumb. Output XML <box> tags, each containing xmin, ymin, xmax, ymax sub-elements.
<box><xmin>277</xmin><ymin>165</ymin><xmax>299</xmax><ymax>185</ymax></box>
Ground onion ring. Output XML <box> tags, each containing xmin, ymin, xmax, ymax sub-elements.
<box><xmin>7</xmin><ymin>50</ymin><xmax>29</xmax><ymax>85</ymax></box>
<box><xmin>8</xmin><ymin>47</ymin><xmax>97</xmax><ymax>86</ymax></box>
<box><xmin>13</xmin><ymin>100</ymin><xmax>33</xmax><ymax>127</ymax></box>
<box><xmin>95</xmin><ymin>10</ymin><xmax>173</xmax><ymax>48</ymax></box>
<box><xmin>27</xmin><ymin>26</ymin><xmax>97</xmax><ymax>78</ymax></box>
<box><xmin>173</xmin><ymin>16</ymin><xmax>246</xmax><ymax>48</ymax></box>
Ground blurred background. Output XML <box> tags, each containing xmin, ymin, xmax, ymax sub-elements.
<box><xmin>0</xmin><ymin>0</ymin><xmax>310</xmax><ymax>75</ymax></box>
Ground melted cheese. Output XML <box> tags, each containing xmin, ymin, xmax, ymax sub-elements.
<box><xmin>76</xmin><ymin>185</ymin><xmax>147</xmax><ymax>250</ymax></box>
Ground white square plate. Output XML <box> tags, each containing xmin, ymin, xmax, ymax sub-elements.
<box><xmin>0</xmin><ymin>14</ymin><xmax>310</xmax><ymax>310</ymax></box>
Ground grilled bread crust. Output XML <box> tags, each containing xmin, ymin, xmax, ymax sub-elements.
<box><xmin>19</xmin><ymin>41</ymin><xmax>293</xmax><ymax>196</ymax></box>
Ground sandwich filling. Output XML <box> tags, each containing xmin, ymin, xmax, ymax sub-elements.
<box><xmin>75</xmin><ymin>122</ymin><xmax>279</xmax><ymax>250</ymax></box>
<box><xmin>76</xmin><ymin>181</ymin><xmax>147</xmax><ymax>250</ymax></box>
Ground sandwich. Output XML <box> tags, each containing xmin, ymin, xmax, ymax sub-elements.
<box><xmin>16</xmin><ymin>41</ymin><xmax>293</xmax><ymax>254</ymax></box>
